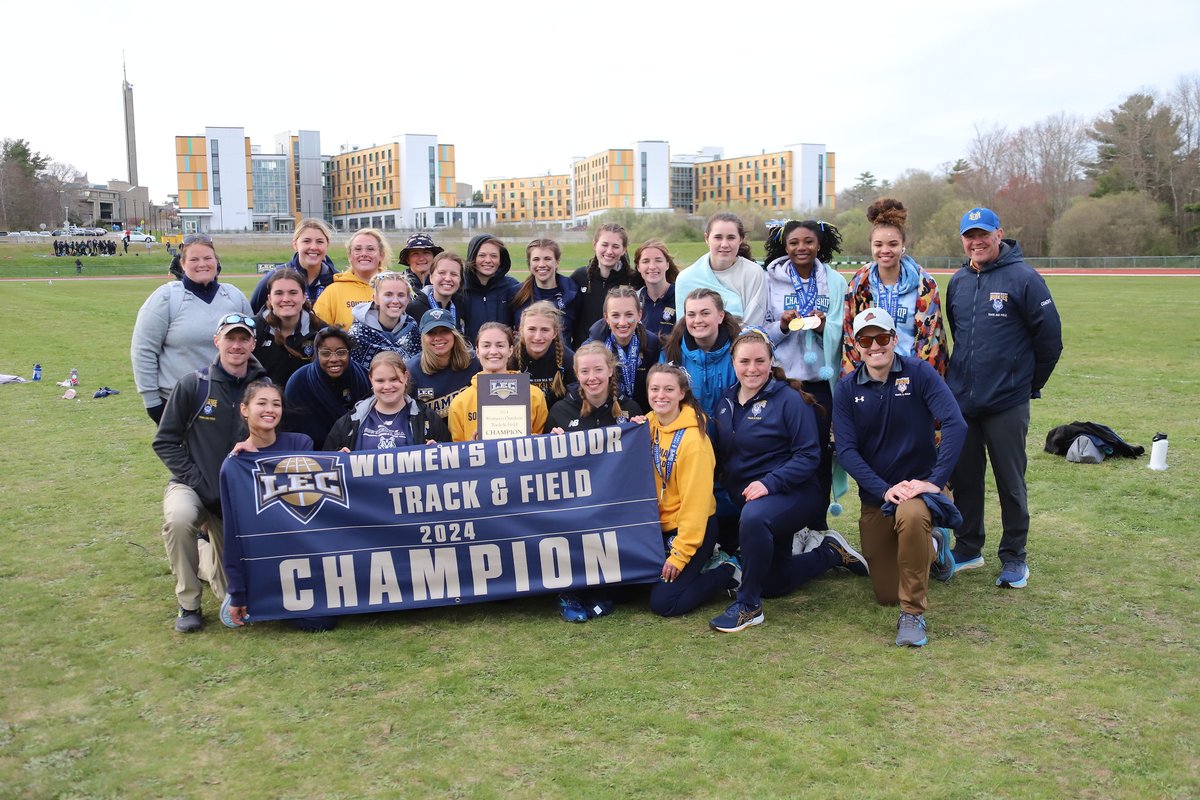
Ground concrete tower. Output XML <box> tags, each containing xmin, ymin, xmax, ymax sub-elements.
<box><xmin>123</xmin><ymin>60</ymin><xmax>138</xmax><ymax>187</ymax></box>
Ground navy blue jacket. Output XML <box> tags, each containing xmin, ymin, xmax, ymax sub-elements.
<box><xmin>585</xmin><ymin>319</ymin><xmax>662</xmax><ymax>411</ymax></box>
<box><xmin>249</xmin><ymin>254</ymin><xmax>340</xmax><ymax>313</ymax></box>
<box><xmin>405</xmin><ymin>354</ymin><xmax>481</xmax><ymax>420</ymax></box>
<box><xmin>945</xmin><ymin>240</ymin><xmax>1062</xmax><ymax>416</ymax></box>
<box><xmin>834</xmin><ymin>355</ymin><xmax>966</xmax><ymax>506</ymax></box>
<box><xmin>568</xmin><ymin>262</ymin><xmax>638</xmax><ymax>348</ymax></box>
<box><xmin>639</xmin><ymin>283</ymin><xmax>678</xmax><ymax>341</ymax></box>
<box><xmin>712</xmin><ymin>377</ymin><xmax>820</xmax><ymax>500</ymax></box>
<box><xmin>463</xmin><ymin>234</ymin><xmax>520</xmax><ymax>341</ymax></box>
<box><xmin>512</xmin><ymin>274</ymin><xmax>579</xmax><ymax>336</ymax></box>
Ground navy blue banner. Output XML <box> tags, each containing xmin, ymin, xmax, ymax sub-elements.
<box><xmin>219</xmin><ymin>424</ymin><xmax>662</xmax><ymax>621</ymax></box>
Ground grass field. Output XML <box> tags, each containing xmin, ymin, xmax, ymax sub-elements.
<box><xmin>0</xmin><ymin>267</ymin><xmax>1196</xmax><ymax>799</ymax></box>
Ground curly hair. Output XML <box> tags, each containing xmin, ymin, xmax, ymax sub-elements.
<box><xmin>762</xmin><ymin>219</ymin><xmax>843</xmax><ymax>266</ymax></box>
<box><xmin>866</xmin><ymin>197</ymin><xmax>908</xmax><ymax>242</ymax></box>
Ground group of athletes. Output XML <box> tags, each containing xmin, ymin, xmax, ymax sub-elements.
<box><xmin>132</xmin><ymin>197</ymin><xmax>1062</xmax><ymax>646</ymax></box>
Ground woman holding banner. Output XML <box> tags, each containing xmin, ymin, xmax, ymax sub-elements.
<box><xmin>645</xmin><ymin>363</ymin><xmax>740</xmax><ymax>617</ymax></box>
<box><xmin>707</xmin><ymin>329</ymin><xmax>867</xmax><ymax>634</ymax></box>
<box><xmin>219</xmin><ymin>380</ymin><xmax>336</xmax><ymax>632</ymax></box>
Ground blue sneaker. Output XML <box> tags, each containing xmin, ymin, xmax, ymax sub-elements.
<box><xmin>996</xmin><ymin>560</ymin><xmax>1030</xmax><ymax>588</ymax></box>
<box><xmin>219</xmin><ymin>593</ymin><xmax>250</xmax><ymax>628</ymax></box>
<box><xmin>896</xmin><ymin>612</ymin><xmax>928</xmax><ymax>647</ymax></box>
<box><xmin>931</xmin><ymin>528</ymin><xmax>956</xmax><ymax>582</ymax></box>
<box><xmin>709</xmin><ymin>601</ymin><xmax>764</xmax><ymax>633</ymax></box>
<box><xmin>951</xmin><ymin>547</ymin><xmax>985</xmax><ymax>573</ymax></box>
<box><xmin>823</xmin><ymin>531</ymin><xmax>869</xmax><ymax>577</ymax></box>
<box><xmin>558</xmin><ymin>594</ymin><xmax>590</xmax><ymax>623</ymax></box>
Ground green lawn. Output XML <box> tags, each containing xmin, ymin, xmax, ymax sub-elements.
<box><xmin>0</xmin><ymin>273</ymin><xmax>1196</xmax><ymax>798</ymax></box>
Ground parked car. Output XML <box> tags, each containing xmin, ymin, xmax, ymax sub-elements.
<box><xmin>124</xmin><ymin>231</ymin><xmax>155</xmax><ymax>243</ymax></box>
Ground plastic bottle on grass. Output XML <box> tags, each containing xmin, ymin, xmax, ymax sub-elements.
<box><xmin>69</xmin><ymin>368</ymin><xmax>79</xmax><ymax>386</ymax></box>
<box><xmin>33</xmin><ymin>364</ymin><xmax>41</xmax><ymax>381</ymax></box>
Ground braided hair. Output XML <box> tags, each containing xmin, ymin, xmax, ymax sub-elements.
<box><xmin>514</xmin><ymin>301</ymin><xmax>568</xmax><ymax>401</ymax></box>
<box><xmin>574</xmin><ymin>342</ymin><xmax>626</xmax><ymax>421</ymax></box>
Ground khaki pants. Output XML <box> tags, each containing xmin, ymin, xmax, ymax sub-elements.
<box><xmin>859</xmin><ymin>499</ymin><xmax>934</xmax><ymax>615</ymax></box>
<box><xmin>162</xmin><ymin>482</ymin><xmax>226</xmax><ymax>611</ymax></box>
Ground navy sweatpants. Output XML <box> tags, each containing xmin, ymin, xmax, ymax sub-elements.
<box><xmin>650</xmin><ymin>517</ymin><xmax>737</xmax><ymax>617</ymax></box>
<box><xmin>734</xmin><ymin>488</ymin><xmax>834</xmax><ymax>609</ymax></box>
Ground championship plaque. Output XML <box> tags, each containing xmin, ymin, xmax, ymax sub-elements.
<box><xmin>477</xmin><ymin>373</ymin><xmax>532</xmax><ymax>439</ymax></box>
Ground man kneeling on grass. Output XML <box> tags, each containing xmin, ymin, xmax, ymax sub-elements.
<box><xmin>152</xmin><ymin>315</ymin><xmax>267</xmax><ymax>632</ymax></box>
<box><xmin>833</xmin><ymin>309</ymin><xmax>967</xmax><ymax>647</ymax></box>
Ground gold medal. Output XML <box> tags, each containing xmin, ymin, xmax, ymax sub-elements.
<box><xmin>788</xmin><ymin>316</ymin><xmax>821</xmax><ymax>332</ymax></box>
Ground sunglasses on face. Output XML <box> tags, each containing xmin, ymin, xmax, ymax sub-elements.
<box><xmin>220</xmin><ymin>314</ymin><xmax>256</xmax><ymax>328</ymax></box>
<box><xmin>856</xmin><ymin>333</ymin><xmax>894</xmax><ymax>348</ymax></box>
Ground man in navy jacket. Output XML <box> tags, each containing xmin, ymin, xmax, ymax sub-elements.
<box><xmin>945</xmin><ymin>208</ymin><xmax>1062</xmax><ymax>589</ymax></box>
<box><xmin>835</xmin><ymin>308</ymin><xmax>966</xmax><ymax>646</ymax></box>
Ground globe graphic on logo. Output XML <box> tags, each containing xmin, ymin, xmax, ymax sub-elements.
<box><xmin>273</xmin><ymin>456</ymin><xmax>325</xmax><ymax>506</ymax></box>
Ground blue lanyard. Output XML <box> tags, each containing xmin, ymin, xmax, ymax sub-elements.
<box><xmin>423</xmin><ymin>286</ymin><xmax>458</xmax><ymax>324</ymax></box>
<box><xmin>607</xmin><ymin>332</ymin><xmax>639</xmax><ymax>398</ymax></box>
<box><xmin>876</xmin><ymin>282</ymin><xmax>901</xmax><ymax>322</ymax></box>
<box><xmin>787</xmin><ymin>265</ymin><xmax>819</xmax><ymax>316</ymax></box>
<box><xmin>652</xmin><ymin>428</ymin><xmax>687</xmax><ymax>500</ymax></box>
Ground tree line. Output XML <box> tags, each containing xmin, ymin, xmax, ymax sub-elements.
<box><xmin>0</xmin><ymin>139</ymin><xmax>86</xmax><ymax>232</ymax></box>
<box><xmin>836</xmin><ymin>73</ymin><xmax>1200</xmax><ymax>258</ymax></box>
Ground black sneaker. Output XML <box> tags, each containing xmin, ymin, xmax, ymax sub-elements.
<box><xmin>823</xmin><ymin>531</ymin><xmax>869</xmax><ymax>576</ymax></box>
<box><xmin>175</xmin><ymin>606</ymin><xmax>202</xmax><ymax>633</ymax></box>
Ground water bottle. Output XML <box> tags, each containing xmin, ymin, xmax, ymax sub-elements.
<box><xmin>69</xmin><ymin>368</ymin><xmax>79</xmax><ymax>386</ymax></box>
<box><xmin>1148</xmin><ymin>432</ymin><xmax>1168</xmax><ymax>471</ymax></box>
<box><xmin>32</xmin><ymin>363</ymin><xmax>41</xmax><ymax>381</ymax></box>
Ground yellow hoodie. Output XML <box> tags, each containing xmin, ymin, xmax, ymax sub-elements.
<box><xmin>648</xmin><ymin>405</ymin><xmax>716</xmax><ymax>571</ymax></box>
<box><xmin>313</xmin><ymin>270</ymin><xmax>378</xmax><ymax>329</ymax></box>
<box><xmin>449</xmin><ymin>372</ymin><xmax>549</xmax><ymax>442</ymax></box>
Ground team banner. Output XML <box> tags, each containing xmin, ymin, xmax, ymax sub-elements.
<box><xmin>219</xmin><ymin>423</ymin><xmax>663</xmax><ymax>622</ymax></box>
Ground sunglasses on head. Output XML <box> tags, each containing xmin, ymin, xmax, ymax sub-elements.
<box><xmin>220</xmin><ymin>314</ymin><xmax>256</xmax><ymax>329</ymax></box>
<box><xmin>183</xmin><ymin>233</ymin><xmax>213</xmax><ymax>246</ymax></box>
<box><xmin>856</xmin><ymin>333</ymin><xmax>894</xmax><ymax>348</ymax></box>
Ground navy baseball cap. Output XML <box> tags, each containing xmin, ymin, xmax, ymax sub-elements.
<box><xmin>420</xmin><ymin>308</ymin><xmax>456</xmax><ymax>335</ymax></box>
<box><xmin>959</xmin><ymin>207</ymin><xmax>1001</xmax><ymax>235</ymax></box>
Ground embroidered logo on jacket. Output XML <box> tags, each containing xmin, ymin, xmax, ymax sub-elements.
<box><xmin>990</xmin><ymin>292</ymin><xmax>1008</xmax><ymax>313</ymax></box>
<box><xmin>895</xmin><ymin>377</ymin><xmax>911</xmax><ymax>396</ymax></box>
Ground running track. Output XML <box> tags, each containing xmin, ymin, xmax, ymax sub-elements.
<box><xmin>3</xmin><ymin>268</ymin><xmax>1199</xmax><ymax>282</ymax></box>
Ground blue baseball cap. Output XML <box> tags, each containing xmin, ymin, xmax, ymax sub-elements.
<box><xmin>959</xmin><ymin>207</ymin><xmax>1001</xmax><ymax>235</ymax></box>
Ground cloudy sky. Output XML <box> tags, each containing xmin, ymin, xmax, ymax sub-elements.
<box><xmin>6</xmin><ymin>0</ymin><xmax>1197</xmax><ymax>203</ymax></box>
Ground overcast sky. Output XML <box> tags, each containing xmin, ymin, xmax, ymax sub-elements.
<box><xmin>6</xmin><ymin>0</ymin><xmax>1197</xmax><ymax>204</ymax></box>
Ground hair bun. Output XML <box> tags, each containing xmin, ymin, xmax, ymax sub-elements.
<box><xmin>866</xmin><ymin>197</ymin><xmax>908</xmax><ymax>230</ymax></box>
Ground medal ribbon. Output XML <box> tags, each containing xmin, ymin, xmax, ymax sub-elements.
<box><xmin>652</xmin><ymin>428</ymin><xmax>687</xmax><ymax>500</ymax></box>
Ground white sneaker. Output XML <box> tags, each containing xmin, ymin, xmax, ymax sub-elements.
<box><xmin>792</xmin><ymin>527</ymin><xmax>824</xmax><ymax>556</ymax></box>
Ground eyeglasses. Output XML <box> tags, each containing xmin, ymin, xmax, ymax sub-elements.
<box><xmin>855</xmin><ymin>333</ymin><xmax>894</xmax><ymax>348</ymax></box>
<box><xmin>318</xmin><ymin>348</ymin><xmax>350</xmax><ymax>358</ymax></box>
<box><xmin>219</xmin><ymin>314</ymin><xmax>256</xmax><ymax>328</ymax></box>
<box><xmin>183</xmin><ymin>234</ymin><xmax>213</xmax><ymax>246</ymax></box>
